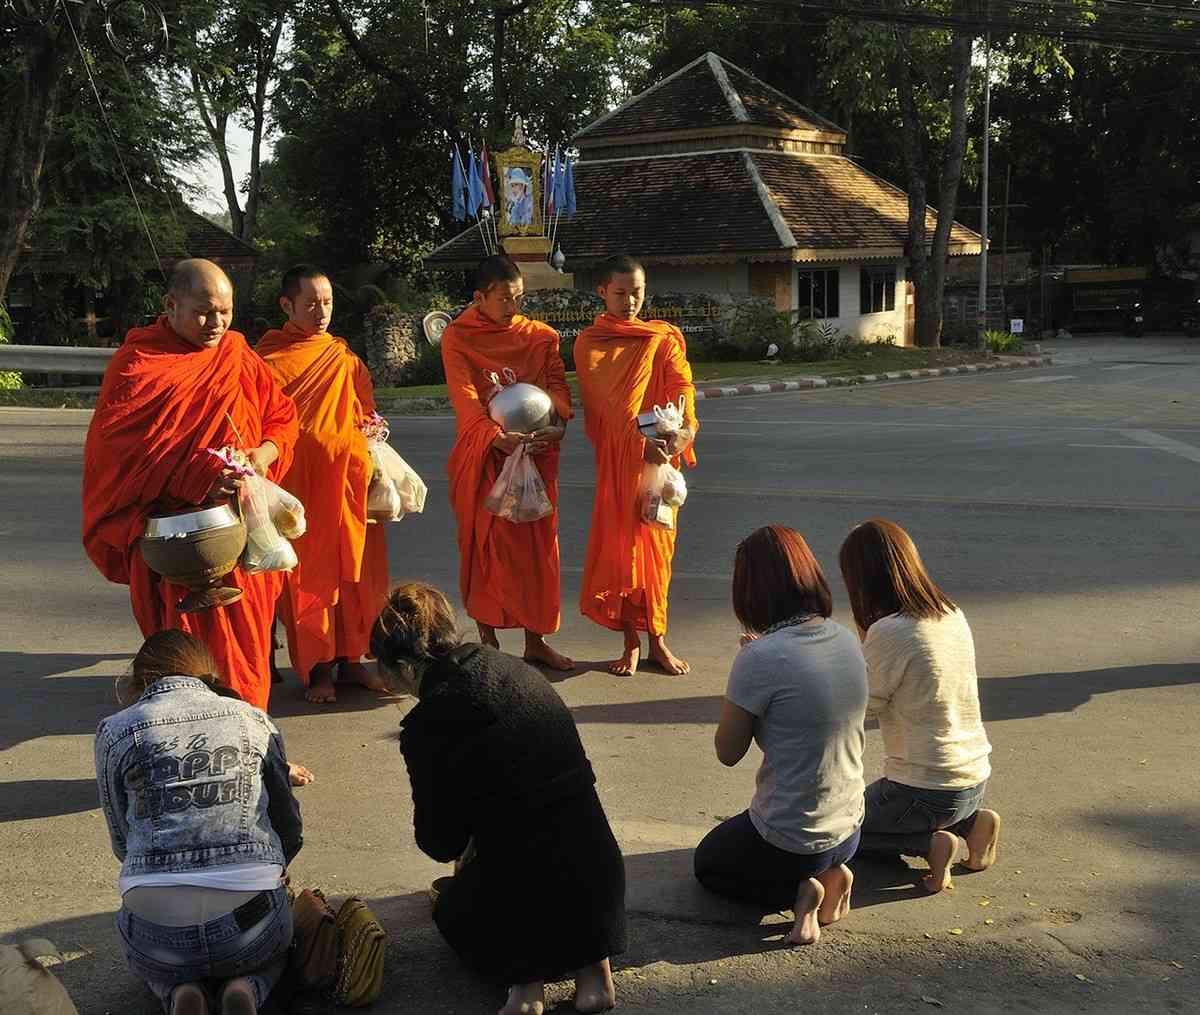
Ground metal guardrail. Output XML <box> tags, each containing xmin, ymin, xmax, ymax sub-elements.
<box><xmin>0</xmin><ymin>345</ymin><xmax>114</xmax><ymax>374</ymax></box>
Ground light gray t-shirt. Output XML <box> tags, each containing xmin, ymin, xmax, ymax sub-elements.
<box><xmin>726</xmin><ymin>619</ymin><xmax>868</xmax><ymax>853</ymax></box>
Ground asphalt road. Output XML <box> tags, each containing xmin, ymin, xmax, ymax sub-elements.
<box><xmin>1</xmin><ymin>336</ymin><xmax>1197</xmax><ymax>1014</ymax></box>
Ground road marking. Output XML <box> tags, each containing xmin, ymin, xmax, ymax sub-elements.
<box><xmin>1103</xmin><ymin>364</ymin><xmax>1149</xmax><ymax>371</ymax></box>
<box><xmin>1119</xmin><ymin>429</ymin><xmax>1200</xmax><ymax>465</ymax></box>
<box><xmin>1013</xmin><ymin>374</ymin><xmax>1077</xmax><ymax>383</ymax></box>
<box><xmin>688</xmin><ymin>416</ymin><xmax>1200</xmax><ymax>435</ymax></box>
<box><xmin>1066</xmin><ymin>444</ymin><xmax>1156</xmax><ymax>449</ymax></box>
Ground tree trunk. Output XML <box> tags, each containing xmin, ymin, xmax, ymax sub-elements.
<box><xmin>0</xmin><ymin>28</ymin><xmax>73</xmax><ymax>303</ymax></box>
<box><xmin>191</xmin><ymin>68</ymin><xmax>246</xmax><ymax>238</ymax></box>
<box><xmin>243</xmin><ymin>14</ymin><xmax>286</xmax><ymax>243</ymax></box>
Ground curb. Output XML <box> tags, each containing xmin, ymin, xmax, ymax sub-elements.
<box><xmin>694</xmin><ymin>355</ymin><xmax>1053</xmax><ymax>400</ymax></box>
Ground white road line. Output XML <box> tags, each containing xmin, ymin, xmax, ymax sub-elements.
<box><xmin>687</xmin><ymin>417</ymin><xmax>1200</xmax><ymax>434</ymax></box>
<box><xmin>1103</xmin><ymin>364</ymin><xmax>1149</xmax><ymax>371</ymax></box>
<box><xmin>1066</xmin><ymin>444</ymin><xmax>1156</xmax><ymax>449</ymax></box>
<box><xmin>1119</xmin><ymin>429</ymin><xmax>1200</xmax><ymax>465</ymax></box>
<box><xmin>1013</xmin><ymin>374</ymin><xmax>1078</xmax><ymax>384</ymax></box>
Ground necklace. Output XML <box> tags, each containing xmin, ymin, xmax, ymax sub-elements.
<box><xmin>759</xmin><ymin>613</ymin><xmax>819</xmax><ymax>637</ymax></box>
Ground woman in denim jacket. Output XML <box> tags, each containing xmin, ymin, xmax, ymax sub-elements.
<box><xmin>95</xmin><ymin>630</ymin><xmax>303</xmax><ymax>1015</ymax></box>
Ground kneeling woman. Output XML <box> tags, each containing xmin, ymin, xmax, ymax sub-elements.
<box><xmin>695</xmin><ymin>526</ymin><xmax>868</xmax><ymax>945</ymax></box>
<box><xmin>372</xmin><ymin>583</ymin><xmax>625</xmax><ymax>1015</ymax></box>
<box><xmin>95</xmin><ymin>630</ymin><xmax>302</xmax><ymax>1015</ymax></box>
<box><xmin>839</xmin><ymin>519</ymin><xmax>1000</xmax><ymax>893</ymax></box>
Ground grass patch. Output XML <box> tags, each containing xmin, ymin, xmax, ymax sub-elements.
<box><xmin>0</xmin><ymin>389</ymin><xmax>97</xmax><ymax>409</ymax></box>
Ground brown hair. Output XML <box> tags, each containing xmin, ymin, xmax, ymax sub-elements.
<box><xmin>118</xmin><ymin>629</ymin><xmax>220</xmax><ymax>705</ymax></box>
<box><xmin>732</xmin><ymin>525</ymin><xmax>833</xmax><ymax>634</ymax></box>
<box><xmin>838</xmin><ymin>518</ymin><xmax>956</xmax><ymax>633</ymax></box>
<box><xmin>370</xmin><ymin>582</ymin><xmax>461</xmax><ymax>685</ymax></box>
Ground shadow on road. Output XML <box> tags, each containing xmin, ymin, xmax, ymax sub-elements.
<box><xmin>0</xmin><ymin>652</ymin><xmax>129</xmax><ymax>752</ymax></box>
<box><xmin>571</xmin><ymin>695</ymin><xmax>723</xmax><ymax>725</ymax></box>
<box><xmin>0</xmin><ymin>778</ymin><xmax>98</xmax><ymax>823</ymax></box>
<box><xmin>980</xmin><ymin>663</ymin><xmax>1198</xmax><ymax>721</ymax></box>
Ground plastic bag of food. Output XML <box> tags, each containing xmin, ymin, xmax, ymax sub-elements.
<box><xmin>484</xmin><ymin>445</ymin><xmax>553</xmax><ymax>523</ymax></box>
<box><xmin>367</xmin><ymin>441</ymin><xmax>427</xmax><ymax>523</ymax></box>
<box><xmin>639</xmin><ymin>463</ymin><xmax>682</xmax><ymax>530</ymax></box>
<box><xmin>239</xmin><ymin>473</ymin><xmax>298</xmax><ymax>573</ymax></box>
<box><xmin>261</xmin><ymin>477</ymin><xmax>306</xmax><ymax>538</ymax></box>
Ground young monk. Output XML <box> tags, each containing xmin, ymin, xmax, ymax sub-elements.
<box><xmin>440</xmin><ymin>254</ymin><xmax>574</xmax><ymax>670</ymax></box>
<box><xmin>576</xmin><ymin>255</ymin><xmax>698</xmax><ymax>675</ymax></box>
<box><xmin>257</xmin><ymin>265</ymin><xmax>390</xmax><ymax>704</ymax></box>
<box><xmin>82</xmin><ymin>258</ymin><xmax>298</xmax><ymax>711</ymax></box>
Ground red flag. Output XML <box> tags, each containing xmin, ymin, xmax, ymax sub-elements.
<box><xmin>481</xmin><ymin>144</ymin><xmax>497</xmax><ymax>207</ymax></box>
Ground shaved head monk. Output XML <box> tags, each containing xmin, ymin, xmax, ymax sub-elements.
<box><xmin>257</xmin><ymin>265</ymin><xmax>389</xmax><ymax>704</ymax></box>
<box><xmin>440</xmin><ymin>254</ymin><xmax>574</xmax><ymax>669</ymax></box>
<box><xmin>82</xmin><ymin>258</ymin><xmax>299</xmax><ymax>709</ymax></box>
<box><xmin>575</xmin><ymin>255</ymin><xmax>698</xmax><ymax>675</ymax></box>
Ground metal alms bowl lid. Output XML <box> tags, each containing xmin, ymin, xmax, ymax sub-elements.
<box><xmin>488</xmin><ymin>382</ymin><xmax>553</xmax><ymax>434</ymax></box>
<box><xmin>143</xmin><ymin>502</ymin><xmax>241</xmax><ymax>540</ymax></box>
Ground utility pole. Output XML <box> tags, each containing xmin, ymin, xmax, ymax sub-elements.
<box><xmin>976</xmin><ymin>21</ymin><xmax>991</xmax><ymax>347</ymax></box>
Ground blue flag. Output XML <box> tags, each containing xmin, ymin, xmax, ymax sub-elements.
<box><xmin>450</xmin><ymin>147</ymin><xmax>466</xmax><ymax>221</ymax></box>
<box><xmin>564</xmin><ymin>157</ymin><xmax>577</xmax><ymax>217</ymax></box>
<box><xmin>554</xmin><ymin>152</ymin><xmax>568</xmax><ymax>213</ymax></box>
<box><xmin>467</xmin><ymin>148</ymin><xmax>484</xmax><ymax>217</ymax></box>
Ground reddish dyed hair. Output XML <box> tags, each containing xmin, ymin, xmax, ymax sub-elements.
<box><xmin>732</xmin><ymin>525</ymin><xmax>833</xmax><ymax>634</ymax></box>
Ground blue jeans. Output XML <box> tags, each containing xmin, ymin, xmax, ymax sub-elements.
<box><xmin>116</xmin><ymin>885</ymin><xmax>292</xmax><ymax>1012</ymax></box>
<box><xmin>857</xmin><ymin>778</ymin><xmax>987</xmax><ymax>858</ymax></box>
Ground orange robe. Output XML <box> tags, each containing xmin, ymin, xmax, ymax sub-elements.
<box><xmin>257</xmin><ymin>323</ymin><xmax>389</xmax><ymax>684</ymax></box>
<box><xmin>575</xmin><ymin>314</ymin><xmax>699</xmax><ymax>636</ymax></box>
<box><xmin>82</xmin><ymin>317</ymin><xmax>298</xmax><ymax>710</ymax></box>
<box><xmin>441</xmin><ymin>306</ymin><xmax>573</xmax><ymax>633</ymax></box>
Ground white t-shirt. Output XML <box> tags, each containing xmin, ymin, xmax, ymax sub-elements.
<box><xmin>119</xmin><ymin>862</ymin><xmax>283</xmax><ymax>896</ymax></box>
<box><xmin>726</xmin><ymin>619</ymin><xmax>867</xmax><ymax>854</ymax></box>
<box><xmin>862</xmin><ymin>609</ymin><xmax>992</xmax><ymax>790</ymax></box>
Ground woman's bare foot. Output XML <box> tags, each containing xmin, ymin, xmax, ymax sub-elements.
<box><xmin>499</xmin><ymin>981</ymin><xmax>545</xmax><ymax>1015</ymax></box>
<box><xmin>337</xmin><ymin>657</ymin><xmax>389</xmax><ymax>693</ymax></box>
<box><xmin>478</xmin><ymin>622</ymin><xmax>501</xmax><ymax>650</ymax></box>
<box><xmin>573</xmin><ymin>958</ymin><xmax>616</xmax><ymax>1012</ymax></box>
<box><xmin>608</xmin><ymin>627</ymin><xmax>641</xmax><ymax>675</ymax></box>
<box><xmin>964</xmin><ymin>809</ymin><xmax>1001</xmax><ymax>871</ymax></box>
<box><xmin>648</xmin><ymin>634</ymin><xmax>690</xmax><ymax>674</ymax></box>
<box><xmin>220</xmin><ymin>977</ymin><xmax>257</xmax><ymax>1015</ymax></box>
<box><xmin>923</xmin><ymin>830</ymin><xmax>960</xmax><ymax>893</ymax></box>
<box><xmin>304</xmin><ymin>661</ymin><xmax>336</xmax><ymax>704</ymax></box>
<box><xmin>523</xmin><ymin>632</ymin><xmax>575</xmax><ymax>671</ymax></box>
<box><xmin>784</xmin><ymin>877</ymin><xmax>825</xmax><ymax>945</ymax></box>
<box><xmin>288</xmin><ymin>762</ymin><xmax>314</xmax><ymax>786</ymax></box>
<box><xmin>816</xmin><ymin>863</ymin><xmax>854</xmax><ymax>926</ymax></box>
<box><xmin>171</xmin><ymin>983</ymin><xmax>209</xmax><ymax>1015</ymax></box>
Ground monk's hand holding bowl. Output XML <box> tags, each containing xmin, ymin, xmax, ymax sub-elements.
<box><xmin>643</xmin><ymin>437</ymin><xmax>671</xmax><ymax>465</ymax></box>
<box><xmin>493</xmin><ymin>431</ymin><xmax>527</xmax><ymax>455</ymax></box>
<box><xmin>207</xmin><ymin>465</ymin><xmax>245</xmax><ymax>501</ymax></box>
<box><xmin>526</xmin><ymin>422</ymin><xmax>565</xmax><ymax>455</ymax></box>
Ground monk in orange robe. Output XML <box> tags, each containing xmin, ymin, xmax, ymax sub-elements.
<box><xmin>576</xmin><ymin>255</ymin><xmax>698</xmax><ymax>675</ymax></box>
<box><xmin>441</xmin><ymin>255</ymin><xmax>574</xmax><ymax>669</ymax></box>
<box><xmin>82</xmin><ymin>259</ymin><xmax>298</xmax><ymax>710</ymax></box>
<box><xmin>257</xmin><ymin>265</ymin><xmax>390</xmax><ymax>704</ymax></box>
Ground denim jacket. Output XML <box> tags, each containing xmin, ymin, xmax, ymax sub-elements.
<box><xmin>94</xmin><ymin>676</ymin><xmax>303</xmax><ymax>877</ymax></box>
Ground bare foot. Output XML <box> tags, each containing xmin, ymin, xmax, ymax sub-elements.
<box><xmin>478</xmin><ymin>622</ymin><xmax>501</xmax><ymax>650</ymax></box>
<box><xmin>499</xmin><ymin>981</ymin><xmax>545</xmax><ymax>1015</ymax></box>
<box><xmin>573</xmin><ymin>958</ymin><xmax>616</xmax><ymax>1012</ymax></box>
<box><xmin>337</xmin><ymin>658</ymin><xmax>389</xmax><ymax>693</ymax></box>
<box><xmin>304</xmin><ymin>662</ymin><xmax>336</xmax><ymax>704</ymax></box>
<box><xmin>648</xmin><ymin>634</ymin><xmax>690</xmax><ymax>674</ymax></box>
<box><xmin>784</xmin><ymin>877</ymin><xmax>825</xmax><ymax>945</ymax></box>
<box><xmin>171</xmin><ymin>983</ymin><xmax>209</xmax><ymax>1015</ymax></box>
<box><xmin>923</xmin><ymin>830</ymin><xmax>960</xmax><ymax>893</ymax></box>
<box><xmin>288</xmin><ymin>762</ymin><xmax>314</xmax><ymax>786</ymax></box>
<box><xmin>220</xmin><ymin>977</ymin><xmax>256</xmax><ymax>1015</ymax></box>
<box><xmin>964</xmin><ymin>809</ymin><xmax>1001</xmax><ymax>871</ymax></box>
<box><xmin>608</xmin><ymin>629</ymin><xmax>641</xmax><ymax>676</ymax></box>
<box><xmin>816</xmin><ymin>863</ymin><xmax>854</xmax><ymax>926</ymax></box>
<box><xmin>523</xmin><ymin>633</ymin><xmax>575</xmax><ymax>671</ymax></box>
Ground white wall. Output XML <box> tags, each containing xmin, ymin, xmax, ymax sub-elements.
<box><xmin>792</xmin><ymin>262</ymin><xmax>908</xmax><ymax>343</ymax></box>
<box><xmin>645</xmin><ymin>262</ymin><xmax>751</xmax><ymax>295</ymax></box>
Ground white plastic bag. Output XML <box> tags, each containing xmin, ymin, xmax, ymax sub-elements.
<box><xmin>484</xmin><ymin>444</ymin><xmax>553</xmax><ymax>523</ymax></box>
<box><xmin>239</xmin><ymin>473</ymin><xmax>298</xmax><ymax>573</ymax></box>
<box><xmin>262</xmin><ymin>477</ymin><xmax>306</xmax><ymax>538</ymax></box>
<box><xmin>0</xmin><ymin>938</ymin><xmax>79</xmax><ymax>1015</ymax></box>
<box><xmin>367</xmin><ymin>440</ymin><xmax>428</xmax><ymax>523</ymax></box>
<box><xmin>639</xmin><ymin>463</ymin><xmax>686</xmax><ymax>530</ymax></box>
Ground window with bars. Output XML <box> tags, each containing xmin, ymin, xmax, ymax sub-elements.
<box><xmin>796</xmin><ymin>268</ymin><xmax>840</xmax><ymax>319</ymax></box>
<box><xmin>860</xmin><ymin>268</ymin><xmax>897</xmax><ymax>315</ymax></box>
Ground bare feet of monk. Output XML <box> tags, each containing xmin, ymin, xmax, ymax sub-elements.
<box><xmin>784</xmin><ymin>877</ymin><xmax>825</xmax><ymax>945</ymax></box>
<box><xmin>923</xmin><ymin>830</ymin><xmax>960</xmax><ymax>893</ymax></box>
<box><xmin>305</xmin><ymin>661</ymin><xmax>337</xmax><ymax>704</ymax></box>
<box><xmin>816</xmin><ymin>864</ymin><xmax>854</xmax><ymax>926</ymax></box>
<box><xmin>170</xmin><ymin>983</ymin><xmax>208</xmax><ymax>1015</ymax></box>
<box><xmin>337</xmin><ymin>657</ymin><xmax>390</xmax><ymax>694</ymax></box>
<box><xmin>478</xmin><ymin>622</ymin><xmax>501</xmax><ymax>650</ymax></box>
<box><xmin>288</xmin><ymin>763</ymin><xmax>314</xmax><ymax>786</ymax></box>
<box><xmin>608</xmin><ymin>626</ymin><xmax>641</xmax><ymax>675</ymax></box>
<box><xmin>964</xmin><ymin>809</ymin><xmax>1001</xmax><ymax>871</ymax></box>
<box><xmin>523</xmin><ymin>632</ymin><xmax>575</xmax><ymax>671</ymax></box>
<box><xmin>500</xmin><ymin>981</ymin><xmax>545</xmax><ymax>1015</ymax></box>
<box><xmin>648</xmin><ymin>634</ymin><xmax>690</xmax><ymax>674</ymax></box>
<box><xmin>573</xmin><ymin>958</ymin><xmax>616</xmax><ymax>1012</ymax></box>
<box><xmin>220</xmin><ymin>977</ymin><xmax>257</xmax><ymax>1015</ymax></box>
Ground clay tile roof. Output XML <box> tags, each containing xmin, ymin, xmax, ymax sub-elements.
<box><xmin>574</xmin><ymin>52</ymin><xmax>845</xmax><ymax>142</ymax></box>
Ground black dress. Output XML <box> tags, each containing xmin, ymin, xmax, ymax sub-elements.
<box><xmin>400</xmin><ymin>644</ymin><xmax>627</xmax><ymax>983</ymax></box>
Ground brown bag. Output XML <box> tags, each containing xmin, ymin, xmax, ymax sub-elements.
<box><xmin>288</xmin><ymin>888</ymin><xmax>339</xmax><ymax>994</ymax></box>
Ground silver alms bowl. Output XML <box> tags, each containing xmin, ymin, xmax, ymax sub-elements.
<box><xmin>488</xmin><ymin>382</ymin><xmax>553</xmax><ymax>434</ymax></box>
<box><xmin>143</xmin><ymin>502</ymin><xmax>241</xmax><ymax>539</ymax></box>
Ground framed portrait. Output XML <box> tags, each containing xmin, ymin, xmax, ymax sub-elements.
<box><xmin>494</xmin><ymin>146</ymin><xmax>542</xmax><ymax>237</ymax></box>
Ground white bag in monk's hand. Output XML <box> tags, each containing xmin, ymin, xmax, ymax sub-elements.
<box><xmin>367</xmin><ymin>441</ymin><xmax>428</xmax><ymax>523</ymax></box>
<box><xmin>239</xmin><ymin>473</ymin><xmax>299</xmax><ymax>573</ymax></box>
<box><xmin>261</xmin><ymin>477</ymin><xmax>306</xmax><ymax>539</ymax></box>
<box><xmin>484</xmin><ymin>444</ymin><xmax>553</xmax><ymax>523</ymax></box>
<box><xmin>639</xmin><ymin>463</ymin><xmax>687</xmax><ymax>530</ymax></box>
<box><xmin>0</xmin><ymin>939</ymin><xmax>79</xmax><ymax>1015</ymax></box>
